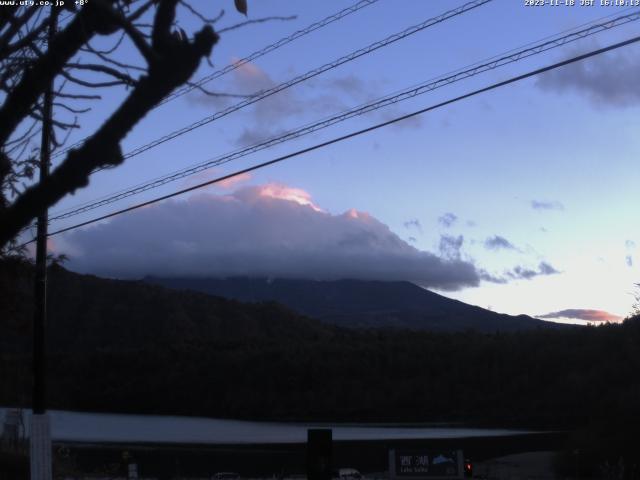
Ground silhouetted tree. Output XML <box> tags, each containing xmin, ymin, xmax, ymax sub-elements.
<box><xmin>0</xmin><ymin>0</ymin><xmax>258</xmax><ymax>251</ymax></box>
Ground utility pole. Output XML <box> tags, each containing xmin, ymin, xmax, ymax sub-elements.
<box><xmin>31</xmin><ymin>8</ymin><xmax>57</xmax><ymax>480</ymax></box>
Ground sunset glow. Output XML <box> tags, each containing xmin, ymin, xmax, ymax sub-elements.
<box><xmin>257</xmin><ymin>183</ymin><xmax>323</xmax><ymax>212</ymax></box>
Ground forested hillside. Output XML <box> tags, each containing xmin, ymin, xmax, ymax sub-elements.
<box><xmin>145</xmin><ymin>277</ymin><xmax>553</xmax><ymax>332</ymax></box>
<box><xmin>2</xmin><ymin>258</ymin><xmax>639</xmax><ymax>430</ymax></box>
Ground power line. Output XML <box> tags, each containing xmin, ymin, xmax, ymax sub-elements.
<box><xmin>23</xmin><ymin>33</ymin><xmax>640</xmax><ymax>246</ymax></box>
<box><xmin>11</xmin><ymin>0</ymin><xmax>386</xmax><ymax>242</ymax></box>
<box><xmin>53</xmin><ymin>0</ymin><xmax>493</xmax><ymax>169</ymax></box>
<box><xmin>47</xmin><ymin>9</ymin><xmax>640</xmax><ymax>223</ymax></box>
<box><xmin>161</xmin><ymin>0</ymin><xmax>380</xmax><ymax>106</ymax></box>
<box><xmin>51</xmin><ymin>0</ymin><xmax>380</xmax><ymax>159</ymax></box>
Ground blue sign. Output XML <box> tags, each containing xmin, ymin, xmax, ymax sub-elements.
<box><xmin>389</xmin><ymin>449</ymin><xmax>463</xmax><ymax>479</ymax></box>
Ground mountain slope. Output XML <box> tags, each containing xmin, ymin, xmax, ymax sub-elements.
<box><xmin>145</xmin><ymin>277</ymin><xmax>551</xmax><ymax>332</ymax></box>
<box><xmin>0</xmin><ymin>261</ymin><xmax>335</xmax><ymax>355</ymax></box>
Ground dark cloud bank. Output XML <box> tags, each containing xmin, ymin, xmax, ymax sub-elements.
<box><xmin>62</xmin><ymin>185</ymin><xmax>479</xmax><ymax>291</ymax></box>
<box><xmin>60</xmin><ymin>184</ymin><xmax>560</xmax><ymax>292</ymax></box>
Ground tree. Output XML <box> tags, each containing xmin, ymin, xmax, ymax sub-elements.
<box><xmin>0</xmin><ymin>0</ymin><xmax>250</xmax><ymax>251</ymax></box>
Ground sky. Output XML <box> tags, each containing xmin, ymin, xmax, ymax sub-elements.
<box><xmin>21</xmin><ymin>0</ymin><xmax>640</xmax><ymax>324</ymax></box>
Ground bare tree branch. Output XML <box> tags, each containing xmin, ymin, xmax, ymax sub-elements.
<box><xmin>0</xmin><ymin>13</ymin><xmax>48</xmax><ymax>59</ymax></box>
<box><xmin>126</xmin><ymin>0</ymin><xmax>156</xmax><ymax>24</ymax></box>
<box><xmin>28</xmin><ymin>109</ymin><xmax>79</xmax><ymax>130</ymax></box>
<box><xmin>0</xmin><ymin>7</ymin><xmax>39</xmax><ymax>59</ymax></box>
<box><xmin>0</xmin><ymin>5</ymin><xmax>99</xmax><ymax>145</ymax></box>
<box><xmin>113</xmin><ymin>15</ymin><xmax>157</xmax><ymax>64</ymax></box>
<box><xmin>54</xmin><ymin>91</ymin><xmax>102</xmax><ymax>100</ymax></box>
<box><xmin>61</xmin><ymin>68</ymin><xmax>130</xmax><ymax>88</ymax></box>
<box><xmin>83</xmin><ymin>48</ymin><xmax>146</xmax><ymax>73</ymax></box>
<box><xmin>217</xmin><ymin>15</ymin><xmax>296</xmax><ymax>34</ymax></box>
<box><xmin>0</xmin><ymin>8</ymin><xmax>219</xmax><ymax>247</ymax></box>
<box><xmin>179</xmin><ymin>1</ymin><xmax>224</xmax><ymax>25</ymax></box>
<box><xmin>65</xmin><ymin>62</ymin><xmax>138</xmax><ymax>86</ymax></box>
<box><xmin>187</xmin><ymin>80</ymin><xmax>255</xmax><ymax>99</ymax></box>
<box><xmin>83</xmin><ymin>30</ymin><xmax>126</xmax><ymax>56</ymax></box>
<box><xmin>52</xmin><ymin>102</ymin><xmax>91</xmax><ymax>114</ymax></box>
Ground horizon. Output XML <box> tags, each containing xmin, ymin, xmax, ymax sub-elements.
<box><xmin>52</xmin><ymin>260</ymin><xmax>625</xmax><ymax>326</ymax></box>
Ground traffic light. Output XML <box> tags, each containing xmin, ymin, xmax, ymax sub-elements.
<box><xmin>464</xmin><ymin>459</ymin><xmax>473</xmax><ymax>478</ymax></box>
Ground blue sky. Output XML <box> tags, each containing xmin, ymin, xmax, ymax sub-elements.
<box><xmin>31</xmin><ymin>0</ymin><xmax>640</xmax><ymax>323</ymax></box>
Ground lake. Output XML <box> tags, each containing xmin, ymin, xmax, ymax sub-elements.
<box><xmin>0</xmin><ymin>408</ymin><xmax>534</xmax><ymax>444</ymax></box>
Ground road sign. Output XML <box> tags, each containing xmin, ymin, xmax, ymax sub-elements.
<box><xmin>389</xmin><ymin>449</ymin><xmax>464</xmax><ymax>479</ymax></box>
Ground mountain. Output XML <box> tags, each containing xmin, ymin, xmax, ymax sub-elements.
<box><xmin>0</xmin><ymin>259</ymin><xmax>338</xmax><ymax>364</ymax></box>
<box><xmin>144</xmin><ymin>277</ymin><xmax>551</xmax><ymax>332</ymax></box>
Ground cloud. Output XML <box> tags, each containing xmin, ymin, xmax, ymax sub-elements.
<box><xmin>537</xmin><ymin>309</ymin><xmax>623</xmax><ymax>323</ymax></box>
<box><xmin>482</xmin><ymin>261</ymin><xmax>560</xmax><ymax>284</ymax></box>
<box><xmin>536</xmin><ymin>48</ymin><xmax>640</xmax><ymax>107</ymax></box>
<box><xmin>508</xmin><ymin>266</ymin><xmax>538</xmax><ymax>280</ymax></box>
<box><xmin>181</xmin><ymin>170</ymin><xmax>252</xmax><ymax>190</ymax></box>
<box><xmin>253</xmin><ymin>183</ymin><xmax>323</xmax><ymax>212</ymax></box>
<box><xmin>538</xmin><ymin>262</ymin><xmax>560</xmax><ymax>275</ymax></box>
<box><xmin>324</xmin><ymin>74</ymin><xmax>423</xmax><ymax>130</ymax></box>
<box><xmin>229</xmin><ymin>61</ymin><xmax>302</xmax><ymax>145</ymax></box>
<box><xmin>209</xmin><ymin>61</ymin><xmax>389</xmax><ymax>146</ymax></box>
<box><xmin>439</xmin><ymin>234</ymin><xmax>464</xmax><ymax>260</ymax></box>
<box><xmin>325</xmin><ymin>75</ymin><xmax>369</xmax><ymax>98</ymax></box>
<box><xmin>508</xmin><ymin>261</ymin><xmax>559</xmax><ymax>280</ymax></box>
<box><xmin>438</xmin><ymin>212</ymin><xmax>458</xmax><ymax>228</ymax></box>
<box><xmin>479</xmin><ymin>270</ymin><xmax>507</xmax><ymax>284</ymax></box>
<box><xmin>484</xmin><ymin>235</ymin><xmax>516</xmax><ymax>251</ymax></box>
<box><xmin>377</xmin><ymin>106</ymin><xmax>424</xmax><ymax>130</ymax></box>
<box><xmin>403</xmin><ymin>219</ymin><xmax>422</xmax><ymax>232</ymax></box>
<box><xmin>625</xmin><ymin>242</ymin><xmax>635</xmax><ymax>267</ymax></box>
<box><xmin>217</xmin><ymin>172</ymin><xmax>252</xmax><ymax>189</ymax></box>
<box><xmin>60</xmin><ymin>183</ymin><xmax>481</xmax><ymax>291</ymax></box>
<box><xmin>531</xmin><ymin>200</ymin><xmax>564</xmax><ymax>211</ymax></box>
<box><xmin>26</xmin><ymin>238</ymin><xmax>58</xmax><ymax>259</ymax></box>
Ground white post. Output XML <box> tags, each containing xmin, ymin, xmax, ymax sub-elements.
<box><xmin>31</xmin><ymin>7</ymin><xmax>57</xmax><ymax>480</ymax></box>
<box><xmin>30</xmin><ymin>414</ymin><xmax>52</xmax><ymax>480</ymax></box>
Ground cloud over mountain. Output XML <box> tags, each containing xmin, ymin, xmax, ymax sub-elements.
<box><xmin>60</xmin><ymin>184</ymin><xmax>481</xmax><ymax>291</ymax></box>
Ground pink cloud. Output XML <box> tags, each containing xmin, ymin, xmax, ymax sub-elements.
<box><xmin>25</xmin><ymin>237</ymin><xmax>58</xmax><ymax>258</ymax></box>
<box><xmin>217</xmin><ymin>172</ymin><xmax>252</xmax><ymax>189</ymax></box>
<box><xmin>538</xmin><ymin>309</ymin><xmax>623</xmax><ymax>323</ymax></box>
<box><xmin>231</xmin><ymin>57</ymin><xmax>273</xmax><ymax>92</ymax></box>
<box><xmin>256</xmin><ymin>183</ymin><xmax>322</xmax><ymax>212</ymax></box>
<box><xmin>180</xmin><ymin>170</ymin><xmax>252</xmax><ymax>190</ymax></box>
